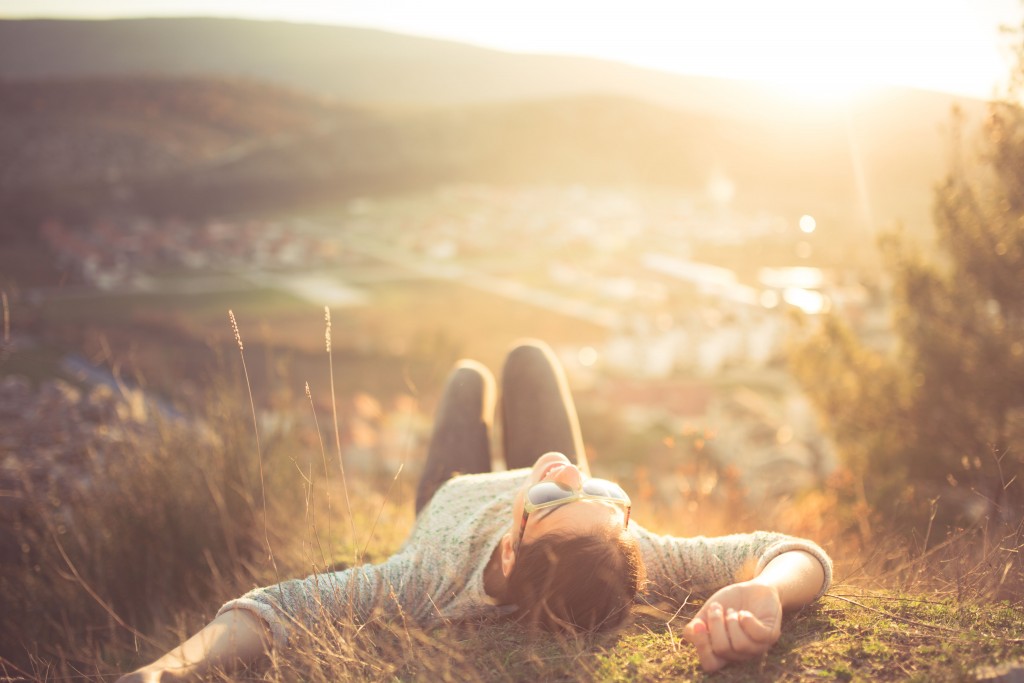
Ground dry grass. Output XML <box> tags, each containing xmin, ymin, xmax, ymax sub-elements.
<box><xmin>4</xmin><ymin>413</ymin><xmax>1021</xmax><ymax>682</ymax></box>
<box><xmin>2</xmin><ymin>310</ymin><xmax>1023</xmax><ymax>681</ymax></box>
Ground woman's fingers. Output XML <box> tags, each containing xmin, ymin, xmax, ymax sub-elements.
<box><xmin>683</xmin><ymin>617</ymin><xmax>725</xmax><ymax>672</ymax></box>
<box><xmin>685</xmin><ymin>602</ymin><xmax>781</xmax><ymax>671</ymax></box>
<box><xmin>705</xmin><ymin>603</ymin><xmax>737</xmax><ymax>659</ymax></box>
<box><xmin>739</xmin><ymin>609</ymin><xmax>779</xmax><ymax>643</ymax></box>
<box><xmin>724</xmin><ymin>609</ymin><xmax>774</xmax><ymax>656</ymax></box>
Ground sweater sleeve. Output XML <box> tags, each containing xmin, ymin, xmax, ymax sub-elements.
<box><xmin>634</xmin><ymin>529</ymin><xmax>833</xmax><ymax>608</ymax></box>
<box><xmin>216</xmin><ymin>553</ymin><xmax>418</xmax><ymax>648</ymax></box>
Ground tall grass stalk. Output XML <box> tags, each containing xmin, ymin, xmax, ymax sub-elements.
<box><xmin>305</xmin><ymin>380</ymin><xmax>331</xmax><ymax>568</ymax></box>
<box><xmin>1</xmin><ymin>290</ymin><xmax>9</xmax><ymax>345</ymax></box>
<box><xmin>325</xmin><ymin>306</ymin><xmax>357</xmax><ymax>563</ymax></box>
<box><xmin>362</xmin><ymin>463</ymin><xmax>404</xmax><ymax>560</ymax></box>
<box><xmin>229</xmin><ymin>309</ymin><xmax>280</xmax><ymax>583</ymax></box>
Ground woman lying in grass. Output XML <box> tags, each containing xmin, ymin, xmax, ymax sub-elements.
<box><xmin>119</xmin><ymin>340</ymin><xmax>831</xmax><ymax>680</ymax></box>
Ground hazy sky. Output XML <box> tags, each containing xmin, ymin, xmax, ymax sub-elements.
<box><xmin>1</xmin><ymin>0</ymin><xmax>1022</xmax><ymax>99</ymax></box>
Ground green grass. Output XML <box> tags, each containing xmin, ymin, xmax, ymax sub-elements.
<box><xmin>227</xmin><ymin>589</ymin><xmax>1024</xmax><ymax>682</ymax></box>
<box><xmin>782</xmin><ymin>593</ymin><xmax>1024</xmax><ymax>682</ymax></box>
<box><xmin>34</xmin><ymin>287</ymin><xmax>304</xmax><ymax>326</ymax></box>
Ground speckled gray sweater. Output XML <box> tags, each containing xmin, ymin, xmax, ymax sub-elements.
<box><xmin>219</xmin><ymin>468</ymin><xmax>832</xmax><ymax>646</ymax></box>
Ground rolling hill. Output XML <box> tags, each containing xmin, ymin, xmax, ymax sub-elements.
<box><xmin>0</xmin><ymin>17</ymin><xmax>889</xmax><ymax>115</ymax></box>
<box><xmin>0</xmin><ymin>77</ymin><xmax>343</xmax><ymax>187</ymax></box>
<box><xmin>0</xmin><ymin>17</ymin><xmax>985</xmax><ymax>120</ymax></box>
<box><xmin>0</xmin><ymin>17</ymin><xmax>992</xmax><ymax>238</ymax></box>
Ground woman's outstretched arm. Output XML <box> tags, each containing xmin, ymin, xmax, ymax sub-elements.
<box><xmin>682</xmin><ymin>549</ymin><xmax>826</xmax><ymax>672</ymax></box>
<box><xmin>116</xmin><ymin>609</ymin><xmax>271</xmax><ymax>682</ymax></box>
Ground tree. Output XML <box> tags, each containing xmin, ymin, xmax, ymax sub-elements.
<box><xmin>790</xmin><ymin>23</ymin><xmax>1024</xmax><ymax>525</ymax></box>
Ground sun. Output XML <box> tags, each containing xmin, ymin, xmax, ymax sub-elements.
<box><xmin>763</xmin><ymin>72</ymin><xmax>876</xmax><ymax>104</ymax></box>
<box><xmin>741</xmin><ymin>38</ymin><xmax>882</xmax><ymax>105</ymax></box>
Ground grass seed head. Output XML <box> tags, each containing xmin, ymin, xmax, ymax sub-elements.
<box><xmin>324</xmin><ymin>306</ymin><xmax>332</xmax><ymax>353</ymax></box>
<box><xmin>229</xmin><ymin>309</ymin><xmax>244</xmax><ymax>351</ymax></box>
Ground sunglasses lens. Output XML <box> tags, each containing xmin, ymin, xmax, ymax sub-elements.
<box><xmin>527</xmin><ymin>481</ymin><xmax>573</xmax><ymax>506</ymax></box>
<box><xmin>582</xmin><ymin>479</ymin><xmax>628</xmax><ymax>501</ymax></box>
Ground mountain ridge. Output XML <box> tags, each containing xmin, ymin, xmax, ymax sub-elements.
<box><xmin>0</xmin><ymin>17</ymin><xmax>985</xmax><ymax>117</ymax></box>
<box><xmin>0</xmin><ymin>75</ymin><xmax>947</xmax><ymax>240</ymax></box>
<box><xmin>0</xmin><ymin>17</ymin><xmax>990</xmax><ymax>240</ymax></box>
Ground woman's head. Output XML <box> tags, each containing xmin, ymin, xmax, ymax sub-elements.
<box><xmin>505</xmin><ymin>528</ymin><xmax>646</xmax><ymax>632</ymax></box>
<box><xmin>499</xmin><ymin>452</ymin><xmax>646</xmax><ymax>632</ymax></box>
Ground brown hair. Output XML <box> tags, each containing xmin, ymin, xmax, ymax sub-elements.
<box><xmin>506</xmin><ymin>529</ymin><xmax>646</xmax><ymax>633</ymax></box>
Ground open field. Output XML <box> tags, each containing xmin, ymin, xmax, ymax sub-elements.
<box><xmin>20</xmin><ymin>274</ymin><xmax>609</xmax><ymax>415</ymax></box>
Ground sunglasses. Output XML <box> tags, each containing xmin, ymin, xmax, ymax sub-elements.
<box><xmin>515</xmin><ymin>478</ymin><xmax>631</xmax><ymax>551</ymax></box>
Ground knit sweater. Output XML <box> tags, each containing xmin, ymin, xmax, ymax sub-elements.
<box><xmin>218</xmin><ymin>468</ymin><xmax>833</xmax><ymax>646</ymax></box>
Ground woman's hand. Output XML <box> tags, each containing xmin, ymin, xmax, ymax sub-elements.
<box><xmin>114</xmin><ymin>610</ymin><xmax>270</xmax><ymax>683</ymax></box>
<box><xmin>682</xmin><ymin>550</ymin><xmax>826</xmax><ymax>672</ymax></box>
<box><xmin>681</xmin><ymin>581</ymin><xmax>783</xmax><ymax>672</ymax></box>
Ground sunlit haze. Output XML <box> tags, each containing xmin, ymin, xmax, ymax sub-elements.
<box><xmin>1</xmin><ymin>0</ymin><xmax>1021</xmax><ymax>100</ymax></box>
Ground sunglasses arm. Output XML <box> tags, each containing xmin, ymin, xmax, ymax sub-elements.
<box><xmin>515</xmin><ymin>508</ymin><xmax>530</xmax><ymax>551</ymax></box>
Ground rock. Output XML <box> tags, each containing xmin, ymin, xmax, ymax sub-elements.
<box><xmin>976</xmin><ymin>661</ymin><xmax>1024</xmax><ymax>683</ymax></box>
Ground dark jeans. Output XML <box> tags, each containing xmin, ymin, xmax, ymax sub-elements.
<box><xmin>415</xmin><ymin>340</ymin><xmax>589</xmax><ymax>514</ymax></box>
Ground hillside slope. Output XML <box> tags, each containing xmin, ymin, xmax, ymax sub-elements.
<box><xmin>0</xmin><ymin>17</ymin><xmax>985</xmax><ymax>121</ymax></box>
<box><xmin>0</xmin><ymin>77</ymin><xmax>358</xmax><ymax>192</ymax></box>
<box><xmin>0</xmin><ymin>17</ymin><xmax>987</xmax><ymax>237</ymax></box>
<box><xmin>1</xmin><ymin>76</ymin><xmax>959</xmax><ymax>237</ymax></box>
